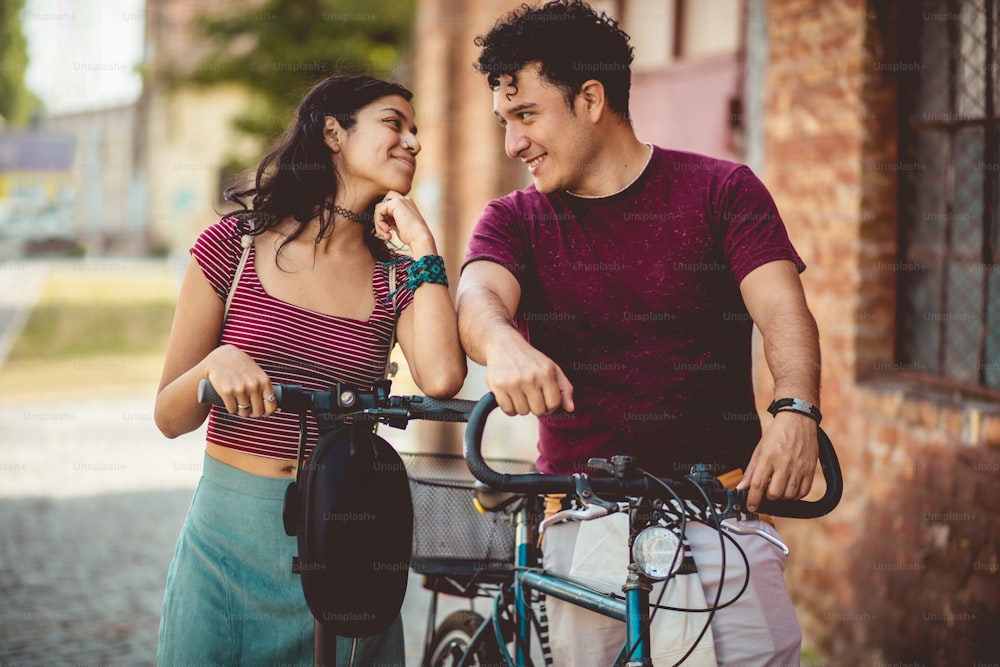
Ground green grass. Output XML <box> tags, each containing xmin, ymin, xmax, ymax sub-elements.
<box><xmin>7</xmin><ymin>270</ymin><xmax>176</xmax><ymax>361</ymax></box>
<box><xmin>0</xmin><ymin>264</ymin><xmax>178</xmax><ymax>400</ymax></box>
<box><xmin>9</xmin><ymin>301</ymin><xmax>175</xmax><ymax>360</ymax></box>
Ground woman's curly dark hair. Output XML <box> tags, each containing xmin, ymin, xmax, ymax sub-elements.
<box><xmin>474</xmin><ymin>0</ymin><xmax>634</xmax><ymax>119</ymax></box>
<box><xmin>224</xmin><ymin>75</ymin><xmax>413</xmax><ymax>262</ymax></box>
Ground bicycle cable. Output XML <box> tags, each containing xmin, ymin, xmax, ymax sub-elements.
<box><xmin>602</xmin><ymin>528</ymin><xmax>749</xmax><ymax>613</ymax></box>
<box><xmin>664</xmin><ymin>478</ymin><xmax>728</xmax><ymax>667</ymax></box>
<box><xmin>620</xmin><ymin>530</ymin><xmax>750</xmax><ymax>613</ymax></box>
<box><xmin>619</xmin><ymin>472</ymin><xmax>738</xmax><ymax>666</ymax></box>
<box><xmin>621</xmin><ymin>471</ymin><xmax>697</xmax><ymax>665</ymax></box>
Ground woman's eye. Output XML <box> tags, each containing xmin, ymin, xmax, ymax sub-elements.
<box><xmin>385</xmin><ymin>118</ymin><xmax>401</xmax><ymax>128</ymax></box>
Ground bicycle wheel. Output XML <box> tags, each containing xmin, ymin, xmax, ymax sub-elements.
<box><xmin>428</xmin><ymin>610</ymin><xmax>505</xmax><ymax>667</ymax></box>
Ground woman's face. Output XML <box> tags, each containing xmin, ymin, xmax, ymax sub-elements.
<box><xmin>331</xmin><ymin>94</ymin><xmax>420</xmax><ymax>200</ymax></box>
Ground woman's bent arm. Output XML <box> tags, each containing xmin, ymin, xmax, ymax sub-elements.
<box><xmin>154</xmin><ymin>258</ymin><xmax>275</xmax><ymax>437</ymax></box>
<box><xmin>393</xmin><ymin>236</ymin><xmax>466</xmax><ymax>398</ymax></box>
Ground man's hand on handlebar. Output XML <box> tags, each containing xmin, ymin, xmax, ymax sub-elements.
<box><xmin>485</xmin><ymin>333</ymin><xmax>575</xmax><ymax>416</ymax></box>
<box><xmin>737</xmin><ymin>411</ymin><xmax>820</xmax><ymax>513</ymax></box>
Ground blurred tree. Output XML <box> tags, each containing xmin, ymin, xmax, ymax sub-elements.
<box><xmin>0</xmin><ymin>0</ymin><xmax>39</xmax><ymax>126</ymax></box>
<box><xmin>189</xmin><ymin>0</ymin><xmax>415</xmax><ymax>148</ymax></box>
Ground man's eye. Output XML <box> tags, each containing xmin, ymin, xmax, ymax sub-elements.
<box><xmin>518</xmin><ymin>112</ymin><xmax>533</xmax><ymax>121</ymax></box>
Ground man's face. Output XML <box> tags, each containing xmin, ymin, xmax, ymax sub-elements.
<box><xmin>492</xmin><ymin>63</ymin><xmax>594</xmax><ymax>194</ymax></box>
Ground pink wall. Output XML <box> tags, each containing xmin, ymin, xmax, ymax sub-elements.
<box><xmin>630</xmin><ymin>54</ymin><xmax>741</xmax><ymax>162</ymax></box>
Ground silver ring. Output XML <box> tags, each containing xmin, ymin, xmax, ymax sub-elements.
<box><xmin>237</xmin><ymin>403</ymin><xmax>251</xmax><ymax>410</ymax></box>
<box><xmin>402</xmin><ymin>140</ymin><xmax>409</xmax><ymax>148</ymax></box>
<box><xmin>266</xmin><ymin>394</ymin><xmax>276</xmax><ymax>403</ymax></box>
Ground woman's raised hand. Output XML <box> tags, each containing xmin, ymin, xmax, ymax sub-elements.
<box><xmin>374</xmin><ymin>190</ymin><xmax>437</xmax><ymax>255</ymax></box>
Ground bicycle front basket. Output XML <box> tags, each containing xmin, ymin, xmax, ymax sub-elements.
<box><xmin>401</xmin><ymin>452</ymin><xmax>535</xmax><ymax>583</ymax></box>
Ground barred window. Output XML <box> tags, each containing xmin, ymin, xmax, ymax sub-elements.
<box><xmin>898</xmin><ymin>0</ymin><xmax>1000</xmax><ymax>390</ymax></box>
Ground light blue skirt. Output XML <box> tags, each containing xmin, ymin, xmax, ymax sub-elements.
<box><xmin>157</xmin><ymin>453</ymin><xmax>404</xmax><ymax>666</ymax></box>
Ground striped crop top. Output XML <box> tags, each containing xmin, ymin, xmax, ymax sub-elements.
<box><xmin>191</xmin><ymin>217</ymin><xmax>415</xmax><ymax>460</ymax></box>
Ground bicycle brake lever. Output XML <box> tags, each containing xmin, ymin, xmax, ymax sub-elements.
<box><xmin>573</xmin><ymin>473</ymin><xmax>620</xmax><ymax>512</ymax></box>
<box><xmin>538</xmin><ymin>502</ymin><xmax>629</xmax><ymax>535</ymax></box>
<box><xmin>719</xmin><ymin>518</ymin><xmax>790</xmax><ymax>556</ymax></box>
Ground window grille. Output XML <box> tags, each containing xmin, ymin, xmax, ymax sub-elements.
<box><xmin>897</xmin><ymin>0</ymin><xmax>1000</xmax><ymax>390</ymax></box>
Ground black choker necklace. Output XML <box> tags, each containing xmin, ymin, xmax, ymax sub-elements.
<box><xmin>331</xmin><ymin>204</ymin><xmax>373</xmax><ymax>224</ymax></box>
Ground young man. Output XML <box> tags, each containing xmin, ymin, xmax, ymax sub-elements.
<box><xmin>456</xmin><ymin>1</ymin><xmax>822</xmax><ymax>665</ymax></box>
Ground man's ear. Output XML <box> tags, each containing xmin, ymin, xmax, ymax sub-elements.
<box><xmin>323</xmin><ymin>116</ymin><xmax>343</xmax><ymax>152</ymax></box>
<box><xmin>578</xmin><ymin>80</ymin><xmax>607</xmax><ymax>123</ymax></box>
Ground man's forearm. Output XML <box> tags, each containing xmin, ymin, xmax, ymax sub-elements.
<box><xmin>760</xmin><ymin>303</ymin><xmax>821</xmax><ymax>406</ymax></box>
<box><xmin>457</xmin><ymin>285</ymin><xmax>520</xmax><ymax>366</ymax></box>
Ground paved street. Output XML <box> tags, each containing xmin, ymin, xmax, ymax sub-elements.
<box><xmin>0</xmin><ymin>393</ymin><xmax>475</xmax><ymax>666</ymax></box>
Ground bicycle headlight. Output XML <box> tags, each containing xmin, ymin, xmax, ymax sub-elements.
<box><xmin>632</xmin><ymin>525</ymin><xmax>682</xmax><ymax>580</ymax></box>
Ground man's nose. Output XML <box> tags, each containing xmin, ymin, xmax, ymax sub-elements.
<box><xmin>505</xmin><ymin>126</ymin><xmax>529</xmax><ymax>159</ymax></box>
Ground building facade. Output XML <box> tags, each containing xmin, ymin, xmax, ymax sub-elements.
<box><xmin>46</xmin><ymin>104</ymin><xmax>146</xmax><ymax>254</ymax></box>
<box><xmin>140</xmin><ymin>0</ymin><xmax>263</xmax><ymax>252</ymax></box>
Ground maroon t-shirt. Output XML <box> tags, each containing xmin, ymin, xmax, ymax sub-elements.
<box><xmin>463</xmin><ymin>147</ymin><xmax>804</xmax><ymax>477</ymax></box>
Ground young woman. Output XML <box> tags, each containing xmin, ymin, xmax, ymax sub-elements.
<box><xmin>154</xmin><ymin>75</ymin><xmax>466</xmax><ymax>665</ymax></box>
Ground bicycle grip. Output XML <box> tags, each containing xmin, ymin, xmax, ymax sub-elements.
<box><xmin>754</xmin><ymin>426</ymin><xmax>843</xmax><ymax>518</ymax></box>
<box><xmin>411</xmin><ymin>397</ymin><xmax>478</xmax><ymax>422</ymax></box>
<box><xmin>196</xmin><ymin>378</ymin><xmax>284</xmax><ymax>407</ymax></box>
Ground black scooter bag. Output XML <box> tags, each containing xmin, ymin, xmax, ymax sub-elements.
<box><xmin>283</xmin><ymin>423</ymin><xmax>413</xmax><ymax>638</ymax></box>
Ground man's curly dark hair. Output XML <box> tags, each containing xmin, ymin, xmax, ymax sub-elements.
<box><xmin>474</xmin><ymin>0</ymin><xmax>635</xmax><ymax>119</ymax></box>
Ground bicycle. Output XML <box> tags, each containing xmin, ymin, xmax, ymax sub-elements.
<box><xmin>412</xmin><ymin>392</ymin><xmax>843</xmax><ymax>667</ymax></box>
<box><xmin>197</xmin><ymin>378</ymin><xmax>477</xmax><ymax>667</ymax></box>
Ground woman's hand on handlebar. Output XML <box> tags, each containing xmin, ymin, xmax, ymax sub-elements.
<box><xmin>202</xmin><ymin>345</ymin><xmax>278</xmax><ymax>419</ymax></box>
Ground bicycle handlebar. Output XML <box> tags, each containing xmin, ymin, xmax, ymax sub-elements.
<box><xmin>463</xmin><ymin>393</ymin><xmax>843</xmax><ymax>519</ymax></box>
<box><xmin>196</xmin><ymin>378</ymin><xmax>477</xmax><ymax>426</ymax></box>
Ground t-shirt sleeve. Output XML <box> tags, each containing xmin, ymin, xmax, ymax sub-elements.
<box><xmin>714</xmin><ymin>166</ymin><xmax>805</xmax><ymax>284</ymax></box>
<box><xmin>190</xmin><ymin>217</ymin><xmax>244</xmax><ymax>302</ymax></box>
<box><xmin>462</xmin><ymin>197</ymin><xmax>530</xmax><ymax>282</ymax></box>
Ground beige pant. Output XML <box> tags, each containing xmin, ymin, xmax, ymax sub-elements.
<box><xmin>541</xmin><ymin>513</ymin><xmax>802</xmax><ymax>666</ymax></box>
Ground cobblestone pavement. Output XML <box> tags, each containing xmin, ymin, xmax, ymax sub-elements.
<box><xmin>0</xmin><ymin>394</ymin><xmax>473</xmax><ymax>666</ymax></box>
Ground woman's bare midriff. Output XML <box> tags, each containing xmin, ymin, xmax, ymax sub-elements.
<box><xmin>206</xmin><ymin>442</ymin><xmax>297</xmax><ymax>478</ymax></box>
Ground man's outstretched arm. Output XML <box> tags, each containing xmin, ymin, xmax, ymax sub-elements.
<box><xmin>457</xmin><ymin>260</ymin><xmax>574</xmax><ymax>416</ymax></box>
<box><xmin>736</xmin><ymin>259</ymin><xmax>822</xmax><ymax>512</ymax></box>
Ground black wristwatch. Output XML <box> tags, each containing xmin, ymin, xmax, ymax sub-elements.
<box><xmin>767</xmin><ymin>398</ymin><xmax>822</xmax><ymax>424</ymax></box>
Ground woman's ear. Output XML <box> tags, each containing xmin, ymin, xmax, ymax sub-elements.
<box><xmin>323</xmin><ymin>116</ymin><xmax>342</xmax><ymax>152</ymax></box>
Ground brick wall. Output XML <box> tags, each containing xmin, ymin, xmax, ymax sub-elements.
<box><xmin>764</xmin><ymin>0</ymin><xmax>1000</xmax><ymax>663</ymax></box>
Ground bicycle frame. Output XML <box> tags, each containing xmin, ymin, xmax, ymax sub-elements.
<box><xmin>452</xmin><ymin>492</ymin><xmax>662</xmax><ymax>667</ymax></box>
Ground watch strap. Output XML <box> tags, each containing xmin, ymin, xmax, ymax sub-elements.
<box><xmin>767</xmin><ymin>397</ymin><xmax>822</xmax><ymax>424</ymax></box>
